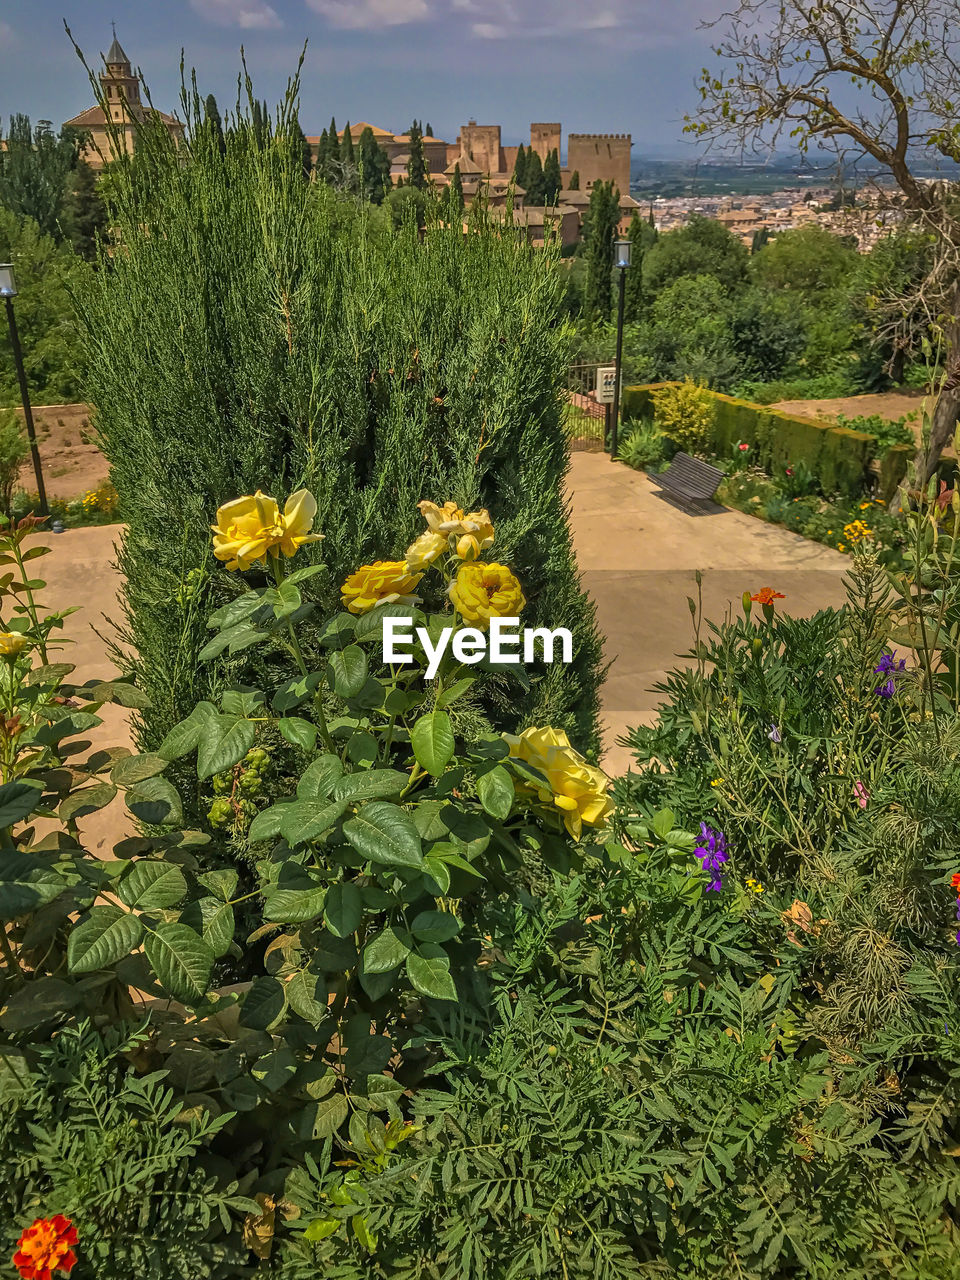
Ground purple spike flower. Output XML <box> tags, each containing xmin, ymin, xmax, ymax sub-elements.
<box><xmin>767</xmin><ymin>723</ymin><xmax>782</xmax><ymax>743</ymax></box>
<box><xmin>873</xmin><ymin>650</ymin><xmax>906</xmax><ymax>698</ymax></box>
<box><xmin>695</xmin><ymin>822</ymin><xmax>728</xmax><ymax>892</ymax></box>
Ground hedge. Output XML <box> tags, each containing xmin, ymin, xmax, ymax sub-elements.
<box><xmin>623</xmin><ymin>382</ymin><xmax>912</xmax><ymax>501</ymax></box>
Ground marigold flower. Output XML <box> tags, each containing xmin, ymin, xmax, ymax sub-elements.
<box><xmin>13</xmin><ymin>1216</ymin><xmax>78</xmax><ymax>1280</ymax></box>
<box><xmin>449</xmin><ymin>561</ymin><xmax>525</xmax><ymax>629</ymax></box>
<box><xmin>950</xmin><ymin>872</ymin><xmax>960</xmax><ymax>892</ymax></box>
<box><xmin>0</xmin><ymin>632</ymin><xmax>28</xmax><ymax>657</ymax></box>
<box><xmin>212</xmin><ymin>489</ymin><xmax>322</xmax><ymax>571</ymax></box>
<box><xmin>504</xmin><ymin>725</ymin><xmax>612</xmax><ymax>840</ymax></box>
<box><xmin>750</xmin><ymin>588</ymin><xmax>785</xmax><ymax>606</ymax></box>
<box><xmin>341</xmin><ymin>561</ymin><xmax>423</xmax><ymax>614</ymax></box>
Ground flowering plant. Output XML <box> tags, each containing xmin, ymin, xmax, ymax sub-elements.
<box><xmin>12</xmin><ymin>1216</ymin><xmax>77</xmax><ymax>1280</ymax></box>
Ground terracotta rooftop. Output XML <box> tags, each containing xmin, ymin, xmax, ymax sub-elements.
<box><xmin>63</xmin><ymin>104</ymin><xmax>181</xmax><ymax>128</ymax></box>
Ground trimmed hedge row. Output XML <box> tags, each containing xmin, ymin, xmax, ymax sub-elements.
<box><xmin>622</xmin><ymin>382</ymin><xmax>913</xmax><ymax>500</ymax></box>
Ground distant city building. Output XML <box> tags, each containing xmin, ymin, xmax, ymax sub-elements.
<box><xmin>62</xmin><ymin>31</ymin><xmax>183</xmax><ymax>169</ymax></box>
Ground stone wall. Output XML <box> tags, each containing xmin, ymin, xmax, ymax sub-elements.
<box><xmin>530</xmin><ymin>122</ymin><xmax>561</xmax><ymax>161</ymax></box>
<box><xmin>566</xmin><ymin>133</ymin><xmax>631</xmax><ymax>194</ymax></box>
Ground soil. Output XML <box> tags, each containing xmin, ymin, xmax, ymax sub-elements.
<box><xmin>11</xmin><ymin>402</ymin><xmax>110</xmax><ymax>500</ymax></box>
<box><xmin>771</xmin><ymin>389</ymin><xmax>955</xmax><ymax>456</ymax></box>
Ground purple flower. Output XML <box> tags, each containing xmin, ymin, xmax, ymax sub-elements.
<box><xmin>767</xmin><ymin>723</ymin><xmax>781</xmax><ymax>743</ymax></box>
<box><xmin>873</xmin><ymin>650</ymin><xmax>906</xmax><ymax>698</ymax></box>
<box><xmin>695</xmin><ymin>822</ymin><xmax>729</xmax><ymax>891</ymax></box>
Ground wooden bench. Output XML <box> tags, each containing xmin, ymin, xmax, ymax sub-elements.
<box><xmin>654</xmin><ymin>452</ymin><xmax>725</xmax><ymax>509</ymax></box>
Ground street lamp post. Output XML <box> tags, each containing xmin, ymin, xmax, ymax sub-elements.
<box><xmin>610</xmin><ymin>237</ymin><xmax>631</xmax><ymax>460</ymax></box>
<box><xmin>0</xmin><ymin>264</ymin><xmax>48</xmax><ymax>518</ymax></box>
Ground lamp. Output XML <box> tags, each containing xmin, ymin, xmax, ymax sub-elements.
<box><xmin>1</xmin><ymin>263</ymin><xmax>48</xmax><ymax>515</ymax></box>
<box><xmin>614</xmin><ymin>239</ymin><xmax>631</xmax><ymax>270</ymax></box>
<box><xmin>609</xmin><ymin>238</ymin><xmax>632</xmax><ymax>457</ymax></box>
<box><xmin>0</xmin><ymin>264</ymin><xmax>17</xmax><ymax>298</ymax></box>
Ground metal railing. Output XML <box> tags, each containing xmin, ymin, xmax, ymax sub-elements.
<box><xmin>564</xmin><ymin>361</ymin><xmax>609</xmax><ymax>451</ymax></box>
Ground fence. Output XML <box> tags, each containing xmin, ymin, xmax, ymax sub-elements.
<box><xmin>564</xmin><ymin>362</ymin><xmax>608</xmax><ymax>451</ymax></box>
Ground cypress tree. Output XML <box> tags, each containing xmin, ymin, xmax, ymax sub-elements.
<box><xmin>314</xmin><ymin>127</ymin><xmax>330</xmax><ymax>181</ymax></box>
<box><xmin>63</xmin><ymin>157</ymin><xmax>106</xmax><ymax>261</ymax></box>
<box><xmin>293</xmin><ymin>115</ymin><xmax>313</xmax><ymax>179</ymax></box>
<box><xmin>568</xmin><ymin>169</ymin><xmax>579</xmax><ymax>190</ymax></box>
<box><xmin>450</xmin><ymin>161</ymin><xmax>464</xmax><ymax>213</ymax></box>
<box><xmin>425</xmin><ymin>122</ymin><xmax>434</xmax><ymax>137</ymax></box>
<box><xmin>358</xmin><ymin>126</ymin><xmax>390</xmax><ymax>203</ymax></box>
<box><xmin>75</xmin><ymin>83</ymin><xmax>604</xmax><ymax>774</ymax></box>
<box><xmin>524</xmin><ymin>149</ymin><xmax>545</xmax><ymax>205</ymax></box>
<box><xmin>204</xmin><ymin>93</ymin><xmax>226</xmax><ymax>157</ymax></box>
<box><xmin>623</xmin><ymin>209</ymin><xmax>656</xmax><ymax>321</ymax></box>
<box><xmin>584</xmin><ymin>180</ymin><xmax>618</xmax><ymax>319</ymax></box>
<box><xmin>543</xmin><ymin>148</ymin><xmax>561</xmax><ymax>206</ymax></box>
<box><xmin>512</xmin><ymin>143</ymin><xmax>527</xmax><ymax>190</ymax></box>
<box><xmin>407</xmin><ymin>119</ymin><xmax>427</xmax><ymax>190</ymax></box>
<box><xmin>340</xmin><ymin>121</ymin><xmax>355</xmax><ymax>167</ymax></box>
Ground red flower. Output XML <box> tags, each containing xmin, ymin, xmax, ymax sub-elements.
<box><xmin>750</xmin><ymin>588</ymin><xmax>786</xmax><ymax>606</ymax></box>
<box><xmin>951</xmin><ymin>872</ymin><xmax>960</xmax><ymax>892</ymax></box>
<box><xmin>738</xmin><ymin>442</ymin><xmax>749</xmax><ymax>451</ymax></box>
<box><xmin>13</xmin><ymin>1217</ymin><xmax>78</xmax><ymax>1280</ymax></box>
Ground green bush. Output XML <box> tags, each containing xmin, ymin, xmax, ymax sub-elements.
<box><xmin>834</xmin><ymin>412</ymin><xmax>915</xmax><ymax>458</ymax></box>
<box><xmin>617</xmin><ymin>420</ymin><xmax>669</xmax><ymax>471</ymax></box>
<box><xmin>76</xmin><ymin>77</ymin><xmax>602</xmax><ymax>769</ymax></box>
<box><xmin>649</xmin><ymin>378</ymin><xmax>714</xmax><ymax>452</ymax></box>
<box><xmin>0</xmin><ymin>408</ymin><xmax>28</xmax><ymax>515</ymax></box>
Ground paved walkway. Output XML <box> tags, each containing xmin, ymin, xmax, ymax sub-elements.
<box><xmin>567</xmin><ymin>452</ymin><xmax>850</xmax><ymax>774</ymax></box>
<box><xmin>27</xmin><ymin>456</ymin><xmax>851</xmax><ymax>850</ymax></box>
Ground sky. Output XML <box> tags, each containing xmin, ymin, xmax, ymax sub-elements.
<box><xmin>0</xmin><ymin>0</ymin><xmax>731</xmax><ymax>155</ymax></box>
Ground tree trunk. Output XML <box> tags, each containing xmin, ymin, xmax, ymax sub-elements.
<box><xmin>890</xmin><ymin>315</ymin><xmax>960</xmax><ymax>511</ymax></box>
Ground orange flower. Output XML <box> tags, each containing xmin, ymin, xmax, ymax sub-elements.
<box><xmin>951</xmin><ymin>872</ymin><xmax>960</xmax><ymax>892</ymax></box>
<box><xmin>750</xmin><ymin>588</ymin><xmax>785</xmax><ymax>606</ymax></box>
<box><xmin>13</xmin><ymin>1216</ymin><xmax>78</xmax><ymax>1280</ymax></box>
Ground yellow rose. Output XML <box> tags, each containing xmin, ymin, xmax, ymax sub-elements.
<box><xmin>341</xmin><ymin>561</ymin><xmax>423</xmax><ymax>614</ymax></box>
<box><xmin>414</xmin><ymin>500</ymin><xmax>495</xmax><ymax>563</ymax></box>
<box><xmin>405</xmin><ymin>530</ymin><xmax>449</xmax><ymax>573</ymax></box>
<box><xmin>212</xmin><ymin>489</ymin><xmax>322</xmax><ymax>572</ymax></box>
<box><xmin>449</xmin><ymin>562</ymin><xmax>525</xmax><ymax>629</ymax></box>
<box><xmin>504</xmin><ymin>725</ymin><xmax>612</xmax><ymax>841</ymax></box>
<box><xmin>0</xmin><ymin>632</ymin><xmax>28</xmax><ymax>657</ymax></box>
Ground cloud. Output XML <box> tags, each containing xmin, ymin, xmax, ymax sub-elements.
<box><xmin>466</xmin><ymin>0</ymin><xmax>724</xmax><ymax>42</ymax></box>
<box><xmin>306</xmin><ymin>0</ymin><xmax>430</xmax><ymax>29</ymax></box>
<box><xmin>190</xmin><ymin>0</ymin><xmax>284</xmax><ymax>29</ymax></box>
<box><xmin>0</xmin><ymin>20</ymin><xmax>17</xmax><ymax>49</ymax></box>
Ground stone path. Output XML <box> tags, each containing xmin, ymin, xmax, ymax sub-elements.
<box><xmin>30</xmin><ymin>455</ymin><xmax>851</xmax><ymax>846</ymax></box>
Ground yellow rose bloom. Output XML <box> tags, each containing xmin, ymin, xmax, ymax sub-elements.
<box><xmin>415</xmin><ymin>500</ymin><xmax>495</xmax><ymax>562</ymax></box>
<box><xmin>449</xmin><ymin>561</ymin><xmax>525</xmax><ymax>629</ymax></box>
<box><xmin>341</xmin><ymin>561</ymin><xmax>423</xmax><ymax>614</ymax></box>
<box><xmin>405</xmin><ymin>530</ymin><xmax>449</xmax><ymax>573</ymax></box>
<box><xmin>504</xmin><ymin>725</ymin><xmax>613</xmax><ymax>841</ymax></box>
<box><xmin>212</xmin><ymin>489</ymin><xmax>322</xmax><ymax>572</ymax></box>
<box><xmin>0</xmin><ymin>632</ymin><xmax>28</xmax><ymax>657</ymax></box>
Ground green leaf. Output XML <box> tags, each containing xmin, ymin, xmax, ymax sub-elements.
<box><xmin>181</xmin><ymin>897</ymin><xmax>235</xmax><ymax>958</ymax></box>
<box><xmin>653</xmin><ymin>808</ymin><xmax>676</xmax><ymax>840</ymax></box>
<box><xmin>251</xmin><ymin>1047</ymin><xmax>297</xmax><ymax>1092</ymax></box>
<box><xmin>343</xmin><ymin>802</ymin><xmax>423</xmax><ymax>869</ymax></box>
<box><xmin>125</xmin><ymin>775</ymin><xmax>183</xmax><ymax>826</ymax></box>
<box><xmin>0</xmin><ymin>858</ymin><xmax>66</xmax><ymax>919</ymax></box>
<box><xmin>278</xmin><ymin>717</ymin><xmax>318</xmax><ymax>752</ymax></box>
<box><xmin>476</xmin><ymin>765</ymin><xmax>515</xmax><ymax>820</ymax></box>
<box><xmin>59</xmin><ymin>782</ymin><xmax>118</xmax><ymax>823</ymax></box>
<box><xmin>221</xmin><ymin>688</ymin><xmax>266</xmax><ymax>717</ymax></box>
<box><xmin>263</xmin><ymin>869</ymin><xmax>328</xmax><ymax>923</ymax></box>
<box><xmin>286</xmin><ymin>969</ymin><xmax>328</xmax><ymax>1025</ymax></box>
<box><xmin>0</xmin><ymin>779</ymin><xmax>46</xmax><ymax>827</ymax></box>
<box><xmin>240</xmin><ymin>976</ymin><xmax>287</xmax><ymax>1030</ymax></box>
<box><xmin>207</xmin><ymin>592</ymin><xmax>263</xmax><ymax>631</ymax></box>
<box><xmin>312</xmin><ymin>1090</ymin><xmax>349</xmax><ymax>1138</ymax></box>
<box><xmin>144</xmin><ymin>923</ymin><xmax>214</xmax><ymax>1004</ymax></box>
<box><xmin>285</xmin><ymin>563</ymin><xmax>327</xmax><ymax>586</ymax></box>
<box><xmin>329</xmin><ymin>645</ymin><xmax>368</xmax><ymax>697</ymax></box>
<box><xmin>119</xmin><ymin>861</ymin><xmax>187</xmax><ymax>910</ymax></box>
<box><xmin>436</xmin><ymin>676</ymin><xmax>474</xmax><ymax>708</ymax></box>
<box><xmin>199</xmin><ymin>621</ymin><xmax>268</xmax><ymax>661</ymax></box>
<box><xmin>323</xmin><ymin>881</ymin><xmax>363</xmax><ymax>938</ymax></box>
<box><xmin>410</xmin><ymin>909</ymin><xmax>461</xmax><ymax>943</ymax></box>
<box><xmin>330</xmin><ymin>769</ymin><xmax>407</xmax><ymax>803</ymax></box>
<box><xmin>246</xmin><ymin>802</ymin><xmax>292</xmax><ymax>843</ymax></box>
<box><xmin>0</xmin><ymin>978</ymin><xmax>80</xmax><ymax>1030</ymax></box>
<box><xmin>110</xmin><ymin>753</ymin><xmax>168</xmax><ymax>786</ymax></box>
<box><xmin>68</xmin><ymin>905</ymin><xmax>143</xmax><ymax>972</ymax></box>
<box><xmin>297</xmin><ymin>755</ymin><xmax>343</xmax><ymax>799</ymax></box>
<box><xmin>197</xmin><ymin>715</ymin><xmax>257</xmax><ymax>780</ymax></box>
<box><xmin>411</xmin><ymin>710</ymin><xmax>455</xmax><ymax>777</ymax></box>
<box><xmin>157</xmin><ymin>702</ymin><xmax>217</xmax><ymax>761</ymax></box>
<box><xmin>361</xmin><ymin>926</ymin><xmax>412</xmax><ymax>974</ymax></box>
<box><xmin>421</xmin><ymin>856</ymin><xmax>451</xmax><ymax>894</ymax></box>
<box><xmin>406</xmin><ymin>949</ymin><xmax>457</xmax><ymax>1002</ymax></box>
<box><xmin>279</xmin><ymin>798</ymin><xmax>349</xmax><ymax>847</ymax></box>
<box><xmin>272</xmin><ymin>671</ymin><xmax>323</xmax><ymax>713</ymax></box>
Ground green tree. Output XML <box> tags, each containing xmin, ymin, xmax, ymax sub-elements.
<box><xmin>449</xmin><ymin>161</ymin><xmax>465</xmax><ymax>214</ymax></box>
<box><xmin>524</xmin><ymin>150</ymin><xmax>545</xmax><ymax>206</ymax></box>
<box><xmin>623</xmin><ymin>210</ymin><xmax>656</xmax><ymax>322</ymax></box>
<box><xmin>204</xmin><ymin>93</ymin><xmax>226</xmax><ymax>157</ymax></box>
<box><xmin>63</xmin><ymin>158</ymin><xmax>106</xmax><ymax>261</ymax></box>
<box><xmin>0</xmin><ymin>115</ymin><xmax>81</xmax><ymax>240</ymax></box>
<box><xmin>425</xmin><ymin>122</ymin><xmax>434</xmax><ymax>137</ymax></box>
<box><xmin>583</xmin><ymin>181</ymin><xmax>619</xmax><ymax>319</ymax></box>
<box><xmin>751</xmin><ymin>224</ymin><xmax>857</xmax><ymax>298</ymax></box>
<box><xmin>568</xmin><ymin>169</ymin><xmax>579</xmax><ymax>190</ymax></box>
<box><xmin>407</xmin><ymin>119</ymin><xmax>428</xmax><ymax>190</ymax></box>
<box><xmin>340</xmin><ymin>121</ymin><xmax>355</xmax><ymax>168</ymax></box>
<box><xmin>512</xmin><ymin>143</ymin><xmax>527</xmax><ymax>190</ymax></box>
<box><xmin>314</xmin><ymin>127</ymin><xmax>330</xmax><ymax>181</ymax></box>
<box><xmin>643</xmin><ymin>214</ymin><xmax>749</xmax><ymax>298</ymax></box>
<box><xmin>292</xmin><ymin>115</ymin><xmax>313</xmax><ymax>180</ymax></box>
<box><xmin>543</xmin><ymin>148</ymin><xmax>562</xmax><ymax>206</ymax></box>
<box><xmin>751</xmin><ymin>226</ymin><xmax>770</xmax><ymax>254</ymax></box>
<box><xmin>358</xmin><ymin>126</ymin><xmax>391</xmax><ymax>204</ymax></box>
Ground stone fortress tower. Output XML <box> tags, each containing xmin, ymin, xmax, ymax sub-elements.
<box><xmin>529</xmin><ymin>122</ymin><xmax>562</xmax><ymax>162</ymax></box>
<box><xmin>566</xmin><ymin>133</ymin><xmax>632</xmax><ymax>194</ymax></box>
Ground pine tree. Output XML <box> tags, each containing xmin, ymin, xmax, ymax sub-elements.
<box><xmin>584</xmin><ymin>181</ymin><xmax>618</xmax><ymax>319</ymax></box>
<box><xmin>543</xmin><ymin>148</ymin><xmax>561</xmax><ymax>206</ymax></box>
<box><xmin>512</xmin><ymin>143</ymin><xmax>527</xmax><ymax>190</ymax></box>
<box><xmin>63</xmin><ymin>157</ymin><xmax>106</xmax><ymax>261</ymax></box>
<box><xmin>524</xmin><ymin>149</ymin><xmax>545</xmax><ymax>206</ymax></box>
<box><xmin>204</xmin><ymin>93</ymin><xmax>226</xmax><ymax>157</ymax></box>
<box><xmin>450</xmin><ymin>161</ymin><xmax>464</xmax><ymax>214</ymax></box>
<box><xmin>568</xmin><ymin>169</ymin><xmax>580</xmax><ymax>190</ymax></box>
<box><xmin>407</xmin><ymin>119</ymin><xmax>428</xmax><ymax>190</ymax></box>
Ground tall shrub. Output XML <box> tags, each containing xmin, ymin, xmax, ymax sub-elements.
<box><xmin>75</xmin><ymin>75</ymin><xmax>602</xmax><ymax>763</ymax></box>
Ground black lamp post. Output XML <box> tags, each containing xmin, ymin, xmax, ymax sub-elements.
<box><xmin>610</xmin><ymin>237</ymin><xmax>631</xmax><ymax>460</ymax></box>
<box><xmin>0</xmin><ymin>264</ymin><xmax>48</xmax><ymax>517</ymax></box>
